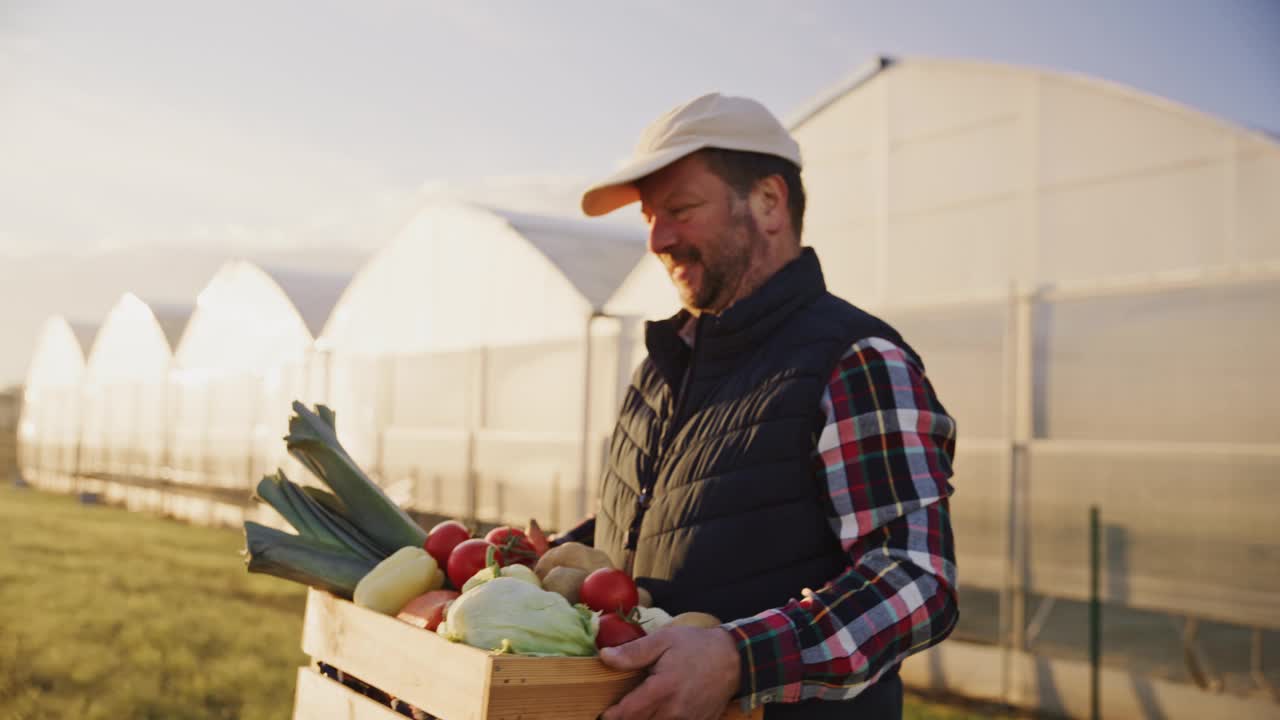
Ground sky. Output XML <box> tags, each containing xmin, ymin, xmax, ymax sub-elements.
<box><xmin>1</xmin><ymin>0</ymin><xmax>1279</xmax><ymax>386</ymax></box>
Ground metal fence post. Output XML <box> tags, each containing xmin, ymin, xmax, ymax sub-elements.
<box><xmin>1001</xmin><ymin>286</ymin><xmax>1035</xmax><ymax>703</ymax></box>
<box><xmin>1090</xmin><ymin>505</ymin><xmax>1101</xmax><ymax>720</ymax></box>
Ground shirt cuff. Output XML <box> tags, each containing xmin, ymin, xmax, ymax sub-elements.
<box><xmin>721</xmin><ymin>607</ymin><xmax>806</xmax><ymax>710</ymax></box>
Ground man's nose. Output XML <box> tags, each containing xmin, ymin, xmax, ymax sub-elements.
<box><xmin>648</xmin><ymin>216</ymin><xmax>677</xmax><ymax>255</ymax></box>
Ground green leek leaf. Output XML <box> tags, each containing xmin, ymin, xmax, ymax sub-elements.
<box><xmin>284</xmin><ymin>402</ymin><xmax>427</xmax><ymax>553</ymax></box>
<box><xmin>243</xmin><ymin>521</ymin><xmax>376</xmax><ymax>598</ymax></box>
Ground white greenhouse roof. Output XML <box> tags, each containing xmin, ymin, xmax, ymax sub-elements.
<box><xmin>25</xmin><ymin>316</ymin><xmax>91</xmax><ymax>389</ymax></box>
<box><xmin>485</xmin><ymin>205</ymin><xmax>646</xmax><ymax>310</ymax></box>
<box><xmin>797</xmin><ymin>56</ymin><xmax>1280</xmax><ymax>306</ymax></box>
<box><xmin>84</xmin><ymin>294</ymin><xmax>182</xmax><ymax>383</ymax></box>
<box><xmin>789</xmin><ymin>55</ymin><xmax>1279</xmax><ymax>143</ymax></box>
<box><xmin>175</xmin><ymin>260</ymin><xmax>353</xmax><ymax>373</ymax></box>
<box><xmin>320</xmin><ymin>201</ymin><xmax>645</xmax><ymax>353</ymax></box>
<box><xmin>786</xmin><ymin>55</ymin><xmax>894</xmax><ymax>131</ymax></box>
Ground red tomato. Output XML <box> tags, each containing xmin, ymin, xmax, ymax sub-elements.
<box><xmin>396</xmin><ymin>590</ymin><xmax>460</xmax><ymax>631</ymax></box>
<box><xmin>579</xmin><ymin>568</ymin><xmax>640</xmax><ymax>614</ymax></box>
<box><xmin>595</xmin><ymin>613</ymin><xmax>647</xmax><ymax>649</ymax></box>
<box><xmin>424</xmin><ymin>520</ymin><xmax>472</xmax><ymax>568</ymax></box>
<box><xmin>484</xmin><ymin>526</ymin><xmax>538</xmax><ymax>567</ymax></box>
<box><xmin>484</xmin><ymin>526</ymin><xmax>527</xmax><ymax>544</ymax></box>
<box><xmin>447</xmin><ymin>538</ymin><xmax>497</xmax><ymax>589</ymax></box>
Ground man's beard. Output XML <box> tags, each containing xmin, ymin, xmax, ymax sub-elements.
<box><xmin>673</xmin><ymin>205</ymin><xmax>761</xmax><ymax>313</ymax></box>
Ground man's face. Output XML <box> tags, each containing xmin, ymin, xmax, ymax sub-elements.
<box><xmin>637</xmin><ymin>154</ymin><xmax>764</xmax><ymax>314</ymax></box>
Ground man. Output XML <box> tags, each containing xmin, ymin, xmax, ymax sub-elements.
<box><xmin>568</xmin><ymin>93</ymin><xmax>958</xmax><ymax>719</ymax></box>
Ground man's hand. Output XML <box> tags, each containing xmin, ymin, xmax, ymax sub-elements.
<box><xmin>599</xmin><ymin>626</ymin><xmax>740</xmax><ymax>720</ymax></box>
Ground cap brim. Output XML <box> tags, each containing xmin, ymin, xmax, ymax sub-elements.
<box><xmin>581</xmin><ymin>142</ymin><xmax>705</xmax><ymax>217</ymax></box>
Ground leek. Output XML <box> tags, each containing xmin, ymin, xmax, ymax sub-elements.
<box><xmin>251</xmin><ymin>471</ymin><xmax>317</xmax><ymax>540</ymax></box>
<box><xmin>243</xmin><ymin>402</ymin><xmax>431</xmax><ymax>595</ymax></box>
<box><xmin>301</xmin><ymin>485</ymin><xmax>348</xmax><ymax>517</ymax></box>
<box><xmin>284</xmin><ymin>402</ymin><xmax>427</xmax><ymax>553</ymax></box>
<box><xmin>282</xmin><ymin>476</ymin><xmax>385</xmax><ymax>563</ymax></box>
<box><xmin>243</xmin><ymin>522</ymin><xmax>376</xmax><ymax>598</ymax></box>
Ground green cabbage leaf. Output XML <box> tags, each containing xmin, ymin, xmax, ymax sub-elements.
<box><xmin>439</xmin><ymin>577</ymin><xmax>599</xmax><ymax>656</ymax></box>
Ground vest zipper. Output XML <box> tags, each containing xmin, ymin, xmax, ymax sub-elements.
<box><xmin>623</xmin><ymin>317</ymin><xmax>703</xmax><ymax>576</ymax></box>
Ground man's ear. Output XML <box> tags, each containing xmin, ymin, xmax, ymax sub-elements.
<box><xmin>749</xmin><ymin>174</ymin><xmax>788</xmax><ymax>235</ymax></box>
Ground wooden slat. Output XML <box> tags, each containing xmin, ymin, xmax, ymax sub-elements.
<box><xmin>293</xmin><ymin>667</ymin><xmax>406</xmax><ymax>720</ymax></box>
<box><xmin>301</xmin><ymin>589</ymin><xmax>763</xmax><ymax>720</ymax></box>
<box><xmin>486</xmin><ymin>655</ymin><xmax>761</xmax><ymax>719</ymax></box>
<box><xmin>302</xmin><ymin>588</ymin><xmax>492</xmax><ymax>720</ymax></box>
<box><xmin>483</xmin><ymin>655</ymin><xmax>752</xmax><ymax>717</ymax></box>
<box><xmin>486</xmin><ymin>654</ymin><xmax>643</xmax><ymax>719</ymax></box>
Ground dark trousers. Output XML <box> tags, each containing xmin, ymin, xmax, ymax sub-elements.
<box><xmin>762</xmin><ymin>666</ymin><xmax>902</xmax><ymax>720</ymax></box>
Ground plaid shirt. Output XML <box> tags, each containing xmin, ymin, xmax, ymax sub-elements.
<box><xmin>722</xmin><ymin>336</ymin><xmax>958</xmax><ymax>709</ymax></box>
<box><xmin>557</xmin><ymin>336</ymin><xmax>958</xmax><ymax>708</ymax></box>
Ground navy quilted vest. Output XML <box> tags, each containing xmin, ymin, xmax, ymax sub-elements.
<box><xmin>596</xmin><ymin>249</ymin><xmax>918</xmax><ymax>718</ymax></box>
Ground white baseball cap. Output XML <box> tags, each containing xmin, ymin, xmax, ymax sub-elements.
<box><xmin>581</xmin><ymin>92</ymin><xmax>803</xmax><ymax>217</ymax></box>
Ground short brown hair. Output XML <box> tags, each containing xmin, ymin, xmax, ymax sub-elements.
<box><xmin>698</xmin><ymin>148</ymin><xmax>806</xmax><ymax>238</ymax></box>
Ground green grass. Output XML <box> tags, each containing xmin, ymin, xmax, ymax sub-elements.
<box><xmin>0</xmin><ymin>483</ymin><xmax>1026</xmax><ymax>719</ymax></box>
<box><xmin>0</xmin><ymin>484</ymin><xmax>307</xmax><ymax>720</ymax></box>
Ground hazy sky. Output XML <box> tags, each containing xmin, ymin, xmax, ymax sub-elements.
<box><xmin>1</xmin><ymin>0</ymin><xmax>1278</xmax><ymax>384</ymax></box>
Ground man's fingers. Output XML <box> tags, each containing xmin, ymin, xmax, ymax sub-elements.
<box><xmin>598</xmin><ymin>632</ymin><xmax>668</xmax><ymax>672</ymax></box>
<box><xmin>600</xmin><ymin>673</ymin><xmax>668</xmax><ymax>720</ymax></box>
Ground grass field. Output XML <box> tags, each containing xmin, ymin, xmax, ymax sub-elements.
<box><xmin>0</xmin><ymin>484</ymin><xmax>307</xmax><ymax>719</ymax></box>
<box><xmin>0</xmin><ymin>483</ymin><xmax>1027</xmax><ymax>719</ymax></box>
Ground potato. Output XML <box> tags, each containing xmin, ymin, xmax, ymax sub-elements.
<box><xmin>532</xmin><ymin>542</ymin><xmax>613</xmax><ymax>579</ymax></box>
<box><xmin>541</xmin><ymin>566</ymin><xmax>588</xmax><ymax>604</ymax></box>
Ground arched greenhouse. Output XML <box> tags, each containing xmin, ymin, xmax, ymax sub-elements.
<box><xmin>316</xmin><ymin>201</ymin><xmax>645</xmax><ymax>528</ymax></box>
<box><xmin>166</xmin><ymin>260</ymin><xmax>352</xmax><ymax>524</ymax></box>
<box><xmin>77</xmin><ymin>293</ymin><xmax>191</xmax><ymax>488</ymax></box>
<box><xmin>17</xmin><ymin>316</ymin><xmax>96</xmax><ymax>491</ymax></box>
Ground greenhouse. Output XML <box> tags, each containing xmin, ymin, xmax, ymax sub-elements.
<box><xmin>315</xmin><ymin>200</ymin><xmax>645</xmax><ymax>528</ymax></box>
<box><xmin>167</xmin><ymin>260</ymin><xmax>352</xmax><ymax>517</ymax></box>
<box><xmin>76</xmin><ymin>293</ymin><xmax>191</xmax><ymax>487</ymax></box>
<box><xmin>17</xmin><ymin>316</ymin><xmax>96</xmax><ymax>490</ymax></box>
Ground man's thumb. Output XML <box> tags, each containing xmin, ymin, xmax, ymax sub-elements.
<box><xmin>598</xmin><ymin>633</ymin><xmax>666</xmax><ymax>671</ymax></box>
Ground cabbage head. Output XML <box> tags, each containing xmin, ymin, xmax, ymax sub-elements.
<box><xmin>461</xmin><ymin>562</ymin><xmax>541</xmax><ymax>593</ymax></box>
<box><xmin>439</xmin><ymin>577</ymin><xmax>598</xmax><ymax>656</ymax></box>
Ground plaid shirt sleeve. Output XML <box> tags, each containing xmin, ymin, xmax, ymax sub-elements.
<box><xmin>721</xmin><ymin>336</ymin><xmax>960</xmax><ymax>709</ymax></box>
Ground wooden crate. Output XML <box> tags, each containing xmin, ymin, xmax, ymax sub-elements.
<box><xmin>295</xmin><ymin>588</ymin><xmax>761</xmax><ymax>720</ymax></box>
